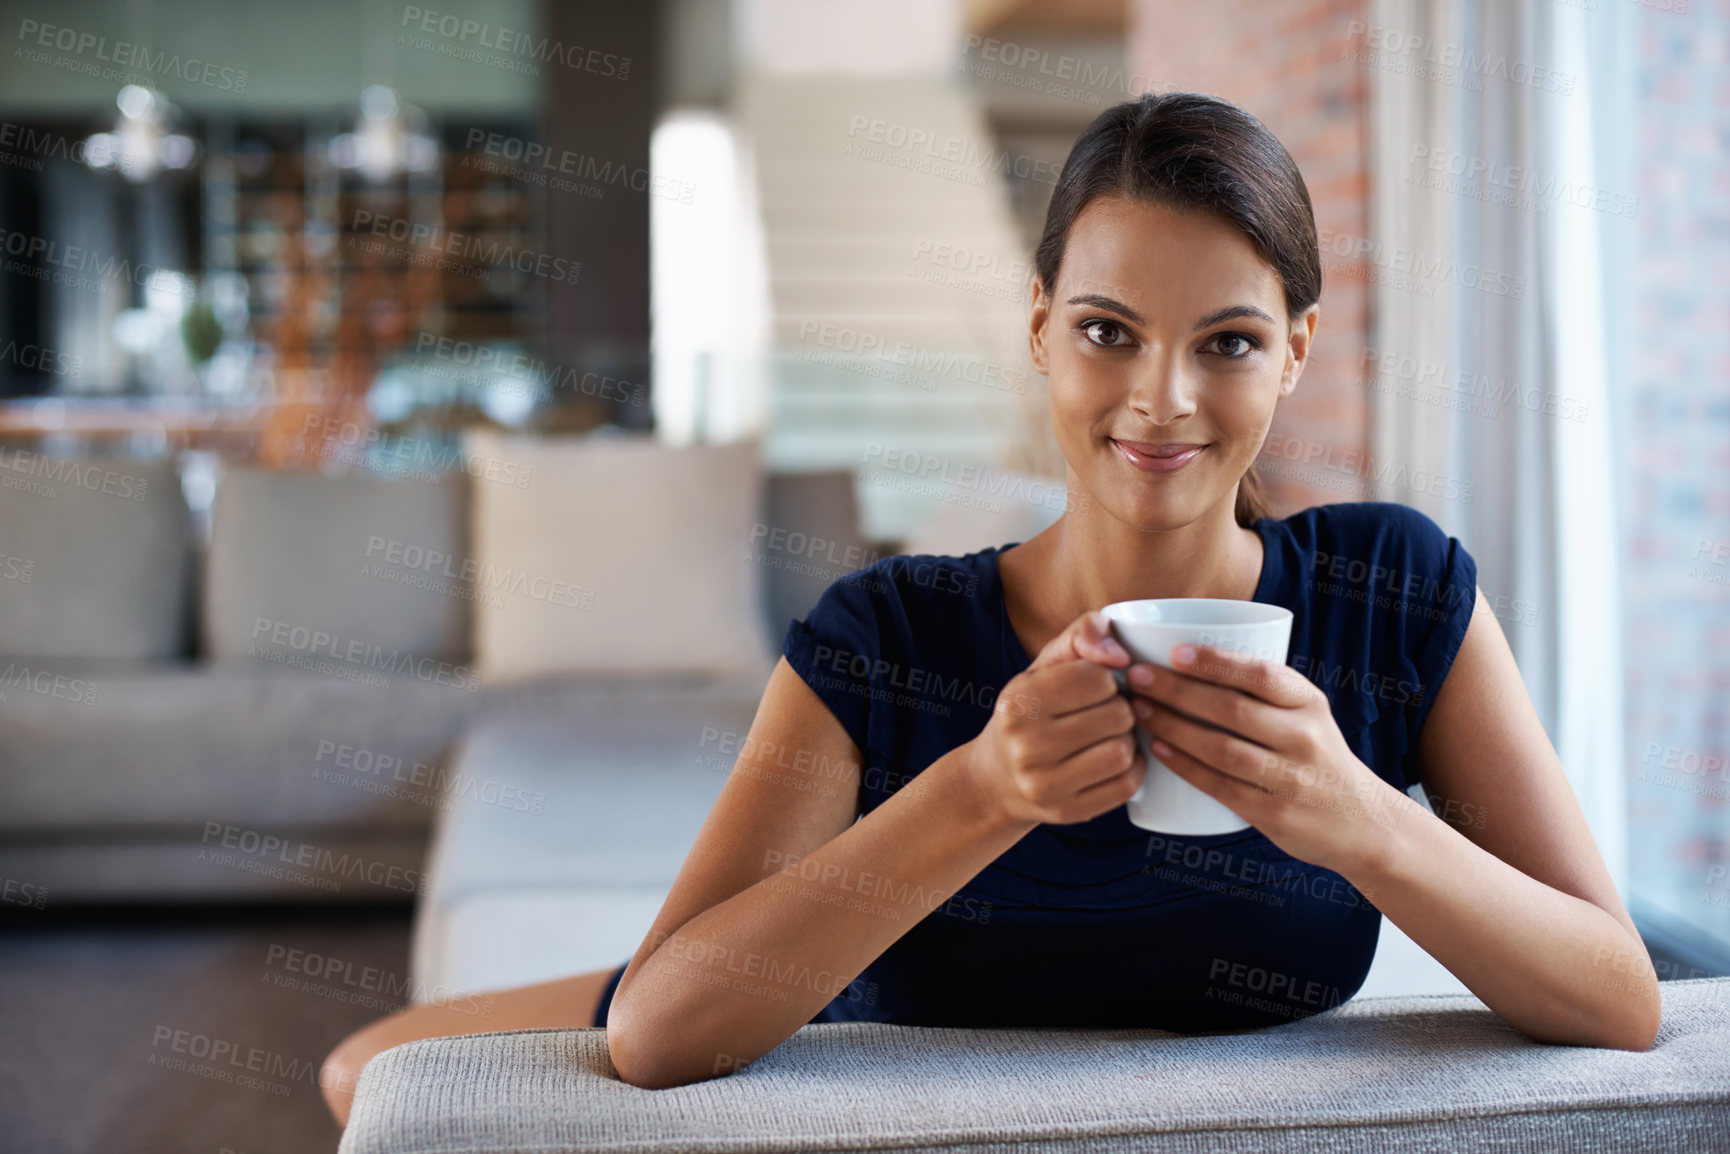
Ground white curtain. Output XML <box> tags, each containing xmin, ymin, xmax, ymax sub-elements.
<box><xmin>1365</xmin><ymin>0</ymin><xmax>1633</xmax><ymax>894</ymax></box>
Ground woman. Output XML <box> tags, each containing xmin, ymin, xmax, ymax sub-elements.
<box><xmin>322</xmin><ymin>91</ymin><xmax>1658</xmax><ymax>1118</ymax></box>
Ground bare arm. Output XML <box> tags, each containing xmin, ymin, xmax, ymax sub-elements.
<box><xmin>605</xmin><ymin>661</ymin><xmax>1031</xmax><ymax>1088</ymax></box>
<box><xmin>1338</xmin><ymin>588</ymin><xmax>1660</xmax><ymax>1049</ymax></box>
<box><xmin>607</xmin><ymin>612</ymin><xmax>1145</xmax><ymax>1089</ymax></box>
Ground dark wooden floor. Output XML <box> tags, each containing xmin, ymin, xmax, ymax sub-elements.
<box><xmin>0</xmin><ymin>903</ymin><xmax>413</xmax><ymax>1154</ymax></box>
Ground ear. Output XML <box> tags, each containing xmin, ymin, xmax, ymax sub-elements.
<box><xmin>1278</xmin><ymin>303</ymin><xmax>1320</xmax><ymax>398</ymax></box>
<box><xmin>1028</xmin><ymin>275</ymin><xmax>1052</xmax><ymax>375</ymax></box>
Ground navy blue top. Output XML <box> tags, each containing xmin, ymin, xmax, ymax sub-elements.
<box><xmin>777</xmin><ymin>500</ymin><xmax>1479</xmax><ymax>1031</ymax></box>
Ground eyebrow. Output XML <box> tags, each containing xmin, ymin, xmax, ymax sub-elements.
<box><xmin>1065</xmin><ymin>294</ymin><xmax>1276</xmax><ymax>331</ymax></box>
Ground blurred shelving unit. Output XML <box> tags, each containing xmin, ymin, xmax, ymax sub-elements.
<box><xmin>186</xmin><ymin>114</ymin><xmax>547</xmax><ymax>467</ymax></box>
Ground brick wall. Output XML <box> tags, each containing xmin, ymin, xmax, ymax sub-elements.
<box><xmin>1128</xmin><ymin>0</ymin><xmax>1370</xmax><ymax>517</ymax></box>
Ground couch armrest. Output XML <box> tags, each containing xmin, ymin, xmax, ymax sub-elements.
<box><xmin>339</xmin><ymin>978</ymin><xmax>1730</xmax><ymax>1154</ymax></box>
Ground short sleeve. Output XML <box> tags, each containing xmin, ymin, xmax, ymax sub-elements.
<box><xmin>1399</xmin><ymin>511</ymin><xmax>1479</xmax><ymax>789</ymax></box>
<box><xmin>781</xmin><ymin>566</ymin><xmax>899</xmax><ymax>763</ymax></box>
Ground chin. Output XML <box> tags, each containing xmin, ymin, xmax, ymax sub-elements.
<box><xmin>1095</xmin><ymin>484</ymin><xmax>1204</xmax><ymax>532</ymax></box>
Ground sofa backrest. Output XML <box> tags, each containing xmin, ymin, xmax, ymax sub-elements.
<box><xmin>0</xmin><ymin>444</ymin><xmax>875</xmax><ymax>675</ymax></box>
<box><xmin>0</xmin><ymin>455</ymin><xmax>189</xmax><ymax>660</ymax></box>
<box><xmin>203</xmin><ymin>465</ymin><xmax>472</xmax><ymax>663</ymax></box>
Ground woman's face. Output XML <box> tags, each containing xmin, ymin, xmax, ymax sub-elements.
<box><xmin>1029</xmin><ymin>195</ymin><xmax>1318</xmax><ymax>530</ymax></box>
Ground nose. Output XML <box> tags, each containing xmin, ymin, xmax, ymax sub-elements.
<box><xmin>1125</xmin><ymin>351</ymin><xmax>1199</xmax><ymax>426</ymax></box>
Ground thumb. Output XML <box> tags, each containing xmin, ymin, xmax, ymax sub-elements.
<box><xmin>1029</xmin><ymin>609</ymin><xmax>1131</xmax><ymax>671</ymax></box>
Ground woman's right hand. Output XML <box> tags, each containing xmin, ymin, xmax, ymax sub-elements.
<box><xmin>962</xmin><ymin>610</ymin><xmax>1148</xmax><ymax>827</ymax></box>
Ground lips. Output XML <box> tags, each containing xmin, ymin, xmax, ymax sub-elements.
<box><xmin>1110</xmin><ymin>438</ymin><xmax>1210</xmax><ymax>474</ymax></box>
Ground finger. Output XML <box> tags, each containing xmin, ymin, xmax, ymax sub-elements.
<box><xmin>1016</xmin><ymin>657</ymin><xmax>1124</xmax><ymax>718</ymax></box>
<box><xmin>1069</xmin><ymin>746</ymin><xmax>1146</xmax><ymax>813</ymax></box>
<box><xmin>1149</xmin><ymin>731</ymin><xmax>1269</xmax><ymax>817</ymax></box>
<box><xmin>1166</xmin><ymin>644</ymin><xmax>1318</xmax><ymax>709</ymax></box>
<box><xmin>1131</xmin><ymin>664</ymin><xmax>1302</xmax><ymax>751</ymax></box>
<box><xmin>1143</xmin><ymin>698</ymin><xmax>1282</xmax><ymax>788</ymax></box>
<box><xmin>1054</xmin><ymin>730</ymin><xmax>1145</xmax><ymax>798</ymax></box>
<box><xmin>1029</xmin><ymin>609</ymin><xmax>1131</xmax><ymax>672</ymax></box>
<box><xmin>1035</xmin><ymin>693</ymin><xmax>1137</xmax><ymax>759</ymax></box>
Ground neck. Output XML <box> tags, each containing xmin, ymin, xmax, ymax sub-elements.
<box><xmin>1038</xmin><ymin>488</ymin><xmax>1263</xmax><ymax>614</ymax></box>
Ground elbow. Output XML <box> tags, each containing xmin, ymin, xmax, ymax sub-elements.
<box><xmin>607</xmin><ymin>1042</ymin><xmax>715</xmax><ymax>1091</ymax></box>
<box><xmin>1519</xmin><ymin>1017</ymin><xmax>1658</xmax><ymax>1053</ymax></box>
<box><xmin>604</xmin><ymin>1004</ymin><xmax>718</xmax><ymax>1091</ymax></box>
<box><xmin>612</xmin><ymin>1057</ymin><xmax>705</xmax><ymax>1091</ymax></box>
<box><xmin>1614</xmin><ymin>995</ymin><xmax>1663</xmax><ymax>1053</ymax></box>
<box><xmin>1514</xmin><ymin>980</ymin><xmax>1663</xmax><ymax>1052</ymax></box>
<box><xmin>1600</xmin><ymin>1022</ymin><xmax>1660</xmax><ymax>1053</ymax></box>
<box><xmin>603</xmin><ymin>1010</ymin><xmax>662</xmax><ymax>1089</ymax></box>
<box><xmin>1563</xmin><ymin>986</ymin><xmax>1663</xmax><ymax>1053</ymax></box>
<box><xmin>1600</xmin><ymin>975</ymin><xmax>1664</xmax><ymax>1052</ymax></box>
<box><xmin>607</xmin><ymin>1035</ymin><xmax>685</xmax><ymax>1091</ymax></box>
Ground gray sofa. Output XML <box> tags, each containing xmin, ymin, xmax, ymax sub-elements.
<box><xmin>0</xmin><ymin>445</ymin><xmax>867</xmax><ymax>903</ymax></box>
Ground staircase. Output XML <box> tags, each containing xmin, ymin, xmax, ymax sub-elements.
<box><xmin>737</xmin><ymin>73</ymin><xmax>1040</xmax><ymax>542</ymax></box>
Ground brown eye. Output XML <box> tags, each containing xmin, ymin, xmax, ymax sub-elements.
<box><xmin>1081</xmin><ymin>320</ymin><xmax>1129</xmax><ymax>347</ymax></box>
<box><xmin>1206</xmin><ymin>332</ymin><xmax>1260</xmax><ymax>358</ymax></box>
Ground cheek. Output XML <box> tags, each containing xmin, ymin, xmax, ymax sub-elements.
<box><xmin>1200</xmin><ymin>360</ymin><xmax>1277</xmax><ymax>417</ymax></box>
<box><xmin>1047</xmin><ymin>344</ymin><xmax>1117</xmax><ymax>404</ymax></box>
<box><xmin>1046</xmin><ymin>372</ymin><xmax>1112</xmax><ymax>444</ymax></box>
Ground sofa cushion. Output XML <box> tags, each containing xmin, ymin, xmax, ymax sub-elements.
<box><xmin>0</xmin><ymin>456</ymin><xmax>188</xmax><ymax>659</ymax></box>
<box><xmin>463</xmin><ymin>430</ymin><xmax>771</xmax><ymax>681</ymax></box>
<box><xmin>0</xmin><ymin>658</ymin><xmax>491</xmax><ymax>832</ymax></box>
<box><xmin>0</xmin><ymin>828</ymin><xmax>430</xmax><ymax>903</ymax></box>
<box><xmin>0</xmin><ymin>663</ymin><xmax>769</xmax><ymax>830</ymax></box>
<box><xmin>423</xmin><ymin>706</ymin><xmax>759</xmax><ymax>900</ymax></box>
<box><xmin>415</xmin><ymin>890</ymin><xmax>666</xmax><ymax>997</ymax></box>
<box><xmin>339</xmin><ymin>978</ymin><xmax>1730</xmax><ymax>1154</ymax></box>
<box><xmin>202</xmin><ymin>465</ymin><xmax>470</xmax><ymax>662</ymax></box>
<box><xmin>411</xmin><ymin>697</ymin><xmax>763</xmax><ymax>995</ymax></box>
<box><xmin>0</xmin><ymin>656</ymin><xmax>771</xmax><ymax>903</ymax></box>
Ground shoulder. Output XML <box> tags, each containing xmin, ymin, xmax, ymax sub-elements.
<box><xmin>780</xmin><ymin>546</ymin><xmax>1007</xmax><ymax>760</ymax></box>
<box><xmin>1283</xmin><ymin>501</ymin><xmax>1479</xmax><ymax>648</ymax></box>
<box><xmin>1281</xmin><ymin>500</ymin><xmax>1452</xmax><ymax>553</ymax></box>
<box><xmin>1279</xmin><ymin>501</ymin><xmax>1469</xmax><ymax>583</ymax></box>
<box><xmin>863</xmin><ymin>550</ymin><xmax>992</xmax><ymax>602</ymax></box>
<box><xmin>788</xmin><ymin>546</ymin><xmax>1001</xmax><ymax>654</ymax></box>
<box><xmin>805</xmin><ymin>548</ymin><xmax>995</xmax><ymax>626</ymax></box>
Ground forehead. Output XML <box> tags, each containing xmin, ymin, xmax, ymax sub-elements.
<box><xmin>1055</xmin><ymin>195</ymin><xmax>1283</xmax><ymax>317</ymax></box>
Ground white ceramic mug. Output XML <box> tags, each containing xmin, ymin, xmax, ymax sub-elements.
<box><xmin>1101</xmin><ymin>598</ymin><xmax>1295</xmax><ymax>835</ymax></box>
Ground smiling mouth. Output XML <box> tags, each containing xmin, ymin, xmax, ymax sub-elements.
<box><xmin>1110</xmin><ymin>438</ymin><xmax>1210</xmax><ymax>473</ymax></box>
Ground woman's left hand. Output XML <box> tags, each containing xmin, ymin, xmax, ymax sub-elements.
<box><xmin>1124</xmin><ymin>643</ymin><xmax>1420</xmax><ymax>877</ymax></box>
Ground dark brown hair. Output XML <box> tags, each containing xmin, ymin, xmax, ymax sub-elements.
<box><xmin>1034</xmin><ymin>91</ymin><xmax>1321</xmax><ymax>527</ymax></box>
